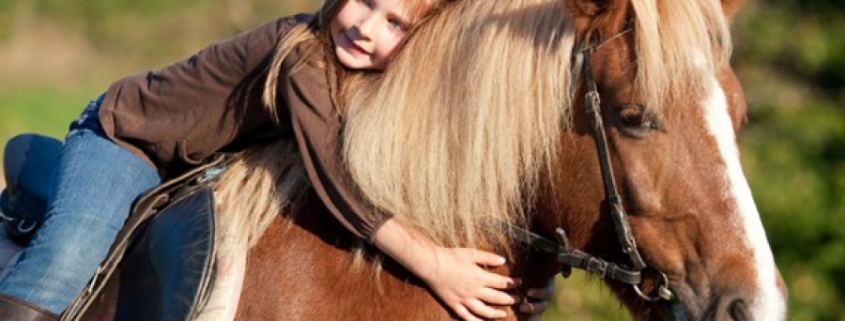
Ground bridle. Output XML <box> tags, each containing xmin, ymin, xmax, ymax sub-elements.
<box><xmin>508</xmin><ymin>27</ymin><xmax>677</xmax><ymax>304</ymax></box>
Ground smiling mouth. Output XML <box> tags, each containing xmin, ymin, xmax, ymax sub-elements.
<box><xmin>343</xmin><ymin>33</ymin><xmax>368</xmax><ymax>55</ymax></box>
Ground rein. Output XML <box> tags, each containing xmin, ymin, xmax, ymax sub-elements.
<box><xmin>509</xmin><ymin>29</ymin><xmax>676</xmax><ymax>304</ymax></box>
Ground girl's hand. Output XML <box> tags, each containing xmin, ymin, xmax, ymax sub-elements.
<box><xmin>519</xmin><ymin>277</ymin><xmax>555</xmax><ymax>321</ymax></box>
<box><xmin>371</xmin><ymin>219</ymin><xmax>516</xmax><ymax>321</ymax></box>
<box><xmin>420</xmin><ymin>247</ymin><xmax>518</xmax><ymax>321</ymax></box>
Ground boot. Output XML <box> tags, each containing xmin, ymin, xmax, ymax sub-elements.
<box><xmin>0</xmin><ymin>295</ymin><xmax>58</xmax><ymax>321</ymax></box>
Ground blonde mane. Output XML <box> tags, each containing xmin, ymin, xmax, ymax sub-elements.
<box><xmin>630</xmin><ymin>0</ymin><xmax>731</xmax><ymax>107</ymax></box>
<box><xmin>213</xmin><ymin>0</ymin><xmax>733</xmax><ymax>250</ymax></box>
<box><xmin>213</xmin><ymin>140</ymin><xmax>307</xmax><ymax>248</ymax></box>
<box><xmin>341</xmin><ymin>0</ymin><xmax>732</xmax><ymax>248</ymax></box>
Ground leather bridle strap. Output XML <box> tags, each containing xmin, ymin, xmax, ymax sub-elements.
<box><xmin>508</xmin><ymin>34</ymin><xmax>676</xmax><ymax>303</ymax></box>
<box><xmin>507</xmin><ymin>225</ymin><xmax>642</xmax><ymax>285</ymax></box>
<box><xmin>581</xmin><ymin>49</ymin><xmax>647</xmax><ymax>272</ymax></box>
<box><xmin>579</xmin><ymin>49</ymin><xmax>674</xmax><ymax>302</ymax></box>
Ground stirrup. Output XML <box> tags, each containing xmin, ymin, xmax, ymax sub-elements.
<box><xmin>0</xmin><ymin>194</ymin><xmax>41</xmax><ymax>245</ymax></box>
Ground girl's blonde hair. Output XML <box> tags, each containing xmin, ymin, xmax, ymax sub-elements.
<box><xmin>262</xmin><ymin>0</ymin><xmax>449</xmax><ymax>118</ymax></box>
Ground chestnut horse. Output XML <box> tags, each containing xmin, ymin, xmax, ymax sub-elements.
<box><xmin>82</xmin><ymin>0</ymin><xmax>788</xmax><ymax>320</ymax></box>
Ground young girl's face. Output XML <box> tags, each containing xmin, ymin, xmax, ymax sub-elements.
<box><xmin>330</xmin><ymin>0</ymin><xmax>419</xmax><ymax>70</ymax></box>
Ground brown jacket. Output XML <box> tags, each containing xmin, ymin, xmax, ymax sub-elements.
<box><xmin>97</xmin><ymin>14</ymin><xmax>389</xmax><ymax>241</ymax></box>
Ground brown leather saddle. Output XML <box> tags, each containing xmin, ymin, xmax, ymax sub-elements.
<box><xmin>59</xmin><ymin>156</ymin><xmax>227</xmax><ymax>321</ymax></box>
<box><xmin>3</xmin><ymin>134</ymin><xmax>239</xmax><ymax>320</ymax></box>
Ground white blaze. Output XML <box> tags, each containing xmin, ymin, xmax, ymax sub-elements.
<box><xmin>702</xmin><ymin>77</ymin><xmax>786</xmax><ymax>320</ymax></box>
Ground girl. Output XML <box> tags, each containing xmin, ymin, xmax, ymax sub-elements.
<box><xmin>0</xmin><ymin>0</ymin><xmax>551</xmax><ymax>320</ymax></box>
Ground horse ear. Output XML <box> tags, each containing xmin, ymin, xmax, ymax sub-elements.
<box><xmin>564</xmin><ymin>0</ymin><xmax>625</xmax><ymax>33</ymax></box>
<box><xmin>565</xmin><ymin>0</ymin><xmax>614</xmax><ymax>18</ymax></box>
<box><xmin>721</xmin><ymin>0</ymin><xmax>745</xmax><ymax>18</ymax></box>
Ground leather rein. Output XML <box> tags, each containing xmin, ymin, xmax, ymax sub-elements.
<box><xmin>508</xmin><ymin>30</ymin><xmax>676</xmax><ymax>304</ymax></box>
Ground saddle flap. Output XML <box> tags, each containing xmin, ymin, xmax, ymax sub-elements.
<box><xmin>116</xmin><ymin>187</ymin><xmax>217</xmax><ymax>321</ymax></box>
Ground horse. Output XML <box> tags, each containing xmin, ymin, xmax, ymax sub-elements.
<box><xmin>81</xmin><ymin>0</ymin><xmax>788</xmax><ymax>320</ymax></box>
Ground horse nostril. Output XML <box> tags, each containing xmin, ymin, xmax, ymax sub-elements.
<box><xmin>728</xmin><ymin>299</ymin><xmax>750</xmax><ymax>321</ymax></box>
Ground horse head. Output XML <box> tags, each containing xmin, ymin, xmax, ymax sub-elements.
<box><xmin>530</xmin><ymin>0</ymin><xmax>789</xmax><ymax>319</ymax></box>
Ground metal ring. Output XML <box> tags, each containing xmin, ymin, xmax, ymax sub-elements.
<box><xmin>632</xmin><ymin>271</ymin><xmax>675</xmax><ymax>302</ymax></box>
<box><xmin>17</xmin><ymin>219</ymin><xmax>37</xmax><ymax>234</ymax></box>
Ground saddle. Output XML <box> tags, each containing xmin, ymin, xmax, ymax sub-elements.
<box><xmin>1</xmin><ymin>134</ymin><xmax>222</xmax><ymax>320</ymax></box>
<box><xmin>59</xmin><ymin>155</ymin><xmax>228</xmax><ymax>321</ymax></box>
<box><xmin>1</xmin><ymin>134</ymin><xmax>63</xmax><ymax>244</ymax></box>
<box><xmin>115</xmin><ymin>185</ymin><xmax>217</xmax><ymax>320</ymax></box>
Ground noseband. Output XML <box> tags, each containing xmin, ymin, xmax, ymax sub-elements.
<box><xmin>509</xmin><ymin>30</ymin><xmax>676</xmax><ymax>304</ymax></box>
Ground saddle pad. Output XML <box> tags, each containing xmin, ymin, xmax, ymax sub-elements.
<box><xmin>115</xmin><ymin>186</ymin><xmax>216</xmax><ymax>321</ymax></box>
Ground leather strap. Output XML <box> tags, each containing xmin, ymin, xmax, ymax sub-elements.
<box><xmin>0</xmin><ymin>295</ymin><xmax>58</xmax><ymax>321</ymax></box>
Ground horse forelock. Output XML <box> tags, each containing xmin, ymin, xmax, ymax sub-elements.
<box><xmin>629</xmin><ymin>0</ymin><xmax>733</xmax><ymax>115</ymax></box>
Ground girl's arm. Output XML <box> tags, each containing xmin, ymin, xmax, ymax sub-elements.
<box><xmin>372</xmin><ymin>218</ymin><xmax>518</xmax><ymax>321</ymax></box>
<box><xmin>281</xmin><ymin>44</ymin><xmax>550</xmax><ymax>321</ymax></box>
<box><xmin>99</xmin><ymin>16</ymin><xmax>302</xmax><ymax>175</ymax></box>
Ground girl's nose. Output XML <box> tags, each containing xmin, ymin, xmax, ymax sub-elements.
<box><xmin>355</xmin><ymin>13</ymin><xmax>380</xmax><ymax>41</ymax></box>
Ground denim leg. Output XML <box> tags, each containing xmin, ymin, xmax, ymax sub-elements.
<box><xmin>0</xmin><ymin>118</ymin><xmax>160</xmax><ymax>314</ymax></box>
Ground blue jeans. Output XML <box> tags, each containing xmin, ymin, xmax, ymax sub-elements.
<box><xmin>0</xmin><ymin>96</ymin><xmax>161</xmax><ymax>314</ymax></box>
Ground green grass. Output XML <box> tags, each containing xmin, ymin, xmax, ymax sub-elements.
<box><xmin>543</xmin><ymin>272</ymin><xmax>633</xmax><ymax>321</ymax></box>
<box><xmin>0</xmin><ymin>86</ymin><xmax>96</xmax><ymax>138</ymax></box>
<box><xmin>0</xmin><ymin>85</ymin><xmax>100</xmax><ymax>175</ymax></box>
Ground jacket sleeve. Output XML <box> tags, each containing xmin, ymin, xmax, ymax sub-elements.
<box><xmin>280</xmin><ymin>52</ymin><xmax>392</xmax><ymax>242</ymax></box>
<box><xmin>98</xmin><ymin>16</ymin><xmax>303</xmax><ymax>176</ymax></box>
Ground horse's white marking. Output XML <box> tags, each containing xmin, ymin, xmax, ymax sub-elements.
<box><xmin>703</xmin><ymin>78</ymin><xmax>786</xmax><ymax>320</ymax></box>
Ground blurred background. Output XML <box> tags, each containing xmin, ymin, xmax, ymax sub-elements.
<box><xmin>0</xmin><ymin>0</ymin><xmax>842</xmax><ymax>320</ymax></box>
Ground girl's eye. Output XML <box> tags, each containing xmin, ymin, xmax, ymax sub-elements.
<box><xmin>355</xmin><ymin>0</ymin><xmax>373</xmax><ymax>9</ymax></box>
<box><xmin>389</xmin><ymin>19</ymin><xmax>409</xmax><ymax>32</ymax></box>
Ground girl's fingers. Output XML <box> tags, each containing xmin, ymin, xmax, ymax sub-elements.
<box><xmin>453</xmin><ymin>304</ymin><xmax>483</xmax><ymax>321</ymax></box>
<box><xmin>465</xmin><ymin>249</ymin><xmax>506</xmax><ymax>267</ymax></box>
<box><xmin>519</xmin><ymin>300</ymin><xmax>549</xmax><ymax>314</ymax></box>
<box><xmin>482</xmin><ymin>273</ymin><xmax>518</xmax><ymax>290</ymax></box>
<box><xmin>465</xmin><ymin>299</ymin><xmax>508</xmax><ymax>320</ymax></box>
<box><xmin>477</xmin><ymin>287</ymin><xmax>518</xmax><ymax>306</ymax></box>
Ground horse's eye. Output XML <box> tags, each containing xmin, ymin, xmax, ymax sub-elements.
<box><xmin>617</xmin><ymin>104</ymin><xmax>661</xmax><ymax>137</ymax></box>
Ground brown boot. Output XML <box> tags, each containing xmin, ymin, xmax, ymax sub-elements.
<box><xmin>0</xmin><ymin>295</ymin><xmax>58</xmax><ymax>321</ymax></box>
